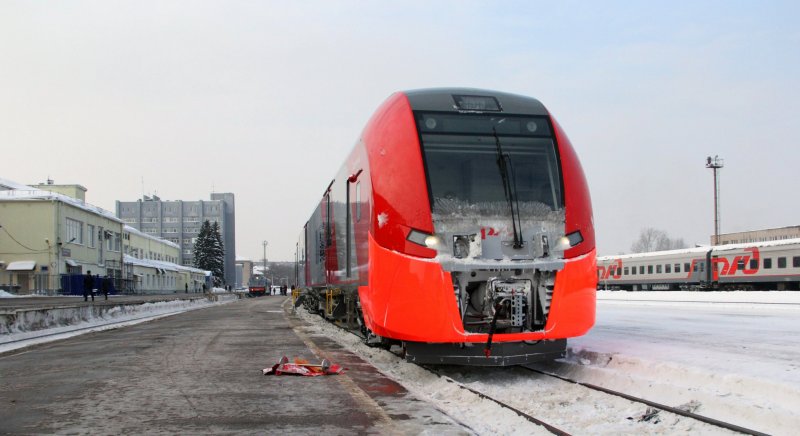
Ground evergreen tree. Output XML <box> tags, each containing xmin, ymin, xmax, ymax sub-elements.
<box><xmin>209</xmin><ymin>220</ymin><xmax>225</xmax><ymax>285</ymax></box>
<box><xmin>193</xmin><ymin>220</ymin><xmax>225</xmax><ymax>286</ymax></box>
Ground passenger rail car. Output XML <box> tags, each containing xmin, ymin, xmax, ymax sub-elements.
<box><xmin>597</xmin><ymin>238</ymin><xmax>800</xmax><ymax>291</ymax></box>
<box><xmin>248</xmin><ymin>274</ymin><xmax>268</xmax><ymax>296</ymax></box>
<box><xmin>295</xmin><ymin>88</ymin><xmax>596</xmax><ymax>366</ymax></box>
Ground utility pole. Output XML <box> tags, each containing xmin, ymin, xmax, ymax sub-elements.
<box><xmin>262</xmin><ymin>240</ymin><xmax>268</xmax><ymax>276</ymax></box>
<box><xmin>706</xmin><ymin>155</ymin><xmax>724</xmax><ymax>245</ymax></box>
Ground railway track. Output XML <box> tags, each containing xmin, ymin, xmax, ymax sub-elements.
<box><xmin>293</xmin><ymin>304</ymin><xmax>770</xmax><ymax>435</ymax></box>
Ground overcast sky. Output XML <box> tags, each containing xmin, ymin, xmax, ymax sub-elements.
<box><xmin>1</xmin><ymin>1</ymin><xmax>798</xmax><ymax>261</ymax></box>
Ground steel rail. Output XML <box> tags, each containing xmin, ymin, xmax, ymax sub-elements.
<box><xmin>524</xmin><ymin>367</ymin><xmax>769</xmax><ymax>436</ymax></box>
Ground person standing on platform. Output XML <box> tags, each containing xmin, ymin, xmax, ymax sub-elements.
<box><xmin>83</xmin><ymin>270</ymin><xmax>93</xmax><ymax>302</ymax></box>
<box><xmin>101</xmin><ymin>276</ymin><xmax>109</xmax><ymax>300</ymax></box>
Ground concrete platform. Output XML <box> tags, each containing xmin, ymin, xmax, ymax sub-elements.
<box><xmin>0</xmin><ymin>296</ymin><xmax>469</xmax><ymax>434</ymax></box>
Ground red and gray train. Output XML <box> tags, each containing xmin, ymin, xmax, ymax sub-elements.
<box><xmin>597</xmin><ymin>238</ymin><xmax>800</xmax><ymax>291</ymax></box>
<box><xmin>293</xmin><ymin>88</ymin><xmax>596</xmax><ymax>366</ymax></box>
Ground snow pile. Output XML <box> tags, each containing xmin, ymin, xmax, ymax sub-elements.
<box><xmin>0</xmin><ymin>295</ymin><xmax>238</xmax><ymax>353</ymax></box>
<box><xmin>0</xmin><ymin>290</ymin><xmax>28</xmax><ymax>298</ymax></box>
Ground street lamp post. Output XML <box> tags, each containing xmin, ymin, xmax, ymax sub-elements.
<box><xmin>706</xmin><ymin>156</ymin><xmax>724</xmax><ymax>245</ymax></box>
<box><xmin>262</xmin><ymin>240</ymin><xmax>268</xmax><ymax>276</ymax></box>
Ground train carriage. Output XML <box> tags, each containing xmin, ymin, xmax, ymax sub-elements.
<box><xmin>248</xmin><ymin>274</ymin><xmax>268</xmax><ymax>296</ymax></box>
<box><xmin>598</xmin><ymin>239</ymin><xmax>800</xmax><ymax>291</ymax></box>
<box><xmin>295</xmin><ymin>88</ymin><xmax>596</xmax><ymax>366</ymax></box>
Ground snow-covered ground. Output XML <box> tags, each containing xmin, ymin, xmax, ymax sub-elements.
<box><xmin>0</xmin><ymin>294</ymin><xmax>238</xmax><ymax>353</ymax></box>
<box><xmin>295</xmin><ymin>291</ymin><xmax>800</xmax><ymax>435</ymax></box>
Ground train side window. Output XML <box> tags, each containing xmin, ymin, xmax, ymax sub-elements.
<box><xmin>700</xmin><ymin>262</ymin><xmax>704</xmax><ymax>272</ymax></box>
<box><xmin>631</xmin><ymin>266</ymin><xmax>637</xmax><ymax>275</ymax></box>
<box><xmin>778</xmin><ymin>257</ymin><xmax>786</xmax><ymax>268</ymax></box>
<box><xmin>737</xmin><ymin>259</ymin><xmax>745</xmax><ymax>270</ymax></box>
<box><xmin>639</xmin><ymin>265</ymin><xmax>644</xmax><ymax>274</ymax></box>
<box><xmin>693</xmin><ymin>263</ymin><xmax>698</xmax><ymax>272</ymax></box>
<box><xmin>656</xmin><ymin>265</ymin><xmax>662</xmax><ymax>274</ymax></box>
<box><xmin>794</xmin><ymin>256</ymin><xmax>800</xmax><ymax>268</ymax></box>
<box><xmin>750</xmin><ymin>259</ymin><xmax>758</xmax><ymax>269</ymax></box>
<box><xmin>685</xmin><ymin>263</ymin><xmax>691</xmax><ymax>272</ymax></box>
<box><xmin>665</xmin><ymin>264</ymin><xmax>671</xmax><ymax>273</ymax></box>
<box><xmin>764</xmin><ymin>258</ymin><xmax>772</xmax><ymax>269</ymax></box>
<box><xmin>623</xmin><ymin>267</ymin><xmax>629</xmax><ymax>275</ymax></box>
<box><xmin>647</xmin><ymin>265</ymin><xmax>653</xmax><ymax>274</ymax></box>
<box><xmin>674</xmin><ymin>263</ymin><xmax>680</xmax><ymax>273</ymax></box>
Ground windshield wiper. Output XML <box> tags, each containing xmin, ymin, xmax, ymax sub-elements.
<box><xmin>493</xmin><ymin>126</ymin><xmax>523</xmax><ymax>249</ymax></box>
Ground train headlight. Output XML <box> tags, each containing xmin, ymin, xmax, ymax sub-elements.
<box><xmin>425</xmin><ymin>235</ymin><xmax>442</xmax><ymax>248</ymax></box>
<box><xmin>554</xmin><ymin>231</ymin><xmax>584</xmax><ymax>252</ymax></box>
<box><xmin>553</xmin><ymin>236</ymin><xmax>571</xmax><ymax>252</ymax></box>
<box><xmin>407</xmin><ymin>229</ymin><xmax>441</xmax><ymax>249</ymax></box>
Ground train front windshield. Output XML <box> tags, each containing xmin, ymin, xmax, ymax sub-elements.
<box><xmin>416</xmin><ymin>113</ymin><xmax>563</xmax><ymax>216</ymax></box>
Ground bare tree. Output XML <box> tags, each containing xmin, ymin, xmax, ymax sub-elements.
<box><xmin>631</xmin><ymin>228</ymin><xmax>687</xmax><ymax>253</ymax></box>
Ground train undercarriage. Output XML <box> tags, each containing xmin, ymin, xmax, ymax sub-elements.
<box><xmin>298</xmin><ymin>267</ymin><xmax>566</xmax><ymax>366</ymax></box>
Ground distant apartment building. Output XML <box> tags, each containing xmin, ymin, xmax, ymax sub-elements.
<box><xmin>714</xmin><ymin>225</ymin><xmax>800</xmax><ymax>245</ymax></box>
<box><xmin>116</xmin><ymin>193</ymin><xmax>236</xmax><ymax>285</ymax></box>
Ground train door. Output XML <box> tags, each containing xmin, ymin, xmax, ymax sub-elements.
<box><xmin>345</xmin><ymin>170</ymin><xmax>363</xmax><ymax>281</ymax></box>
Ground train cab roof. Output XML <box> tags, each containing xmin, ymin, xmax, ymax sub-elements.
<box><xmin>404</xmin><ymin>88</ymin><xmax>549</xmax><ymax>115</ymax></box>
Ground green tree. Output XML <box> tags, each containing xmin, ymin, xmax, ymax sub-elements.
<box><xmin>193</xmin><ymin>220</ymin><xmax>225</xmax><ymax>285</ymax></box>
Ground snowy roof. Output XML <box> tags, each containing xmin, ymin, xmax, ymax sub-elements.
<box><xmin>123</xmin><ymin>254</ymin><xmax>208</xmax><ymax>274</ymax></box>
<box><xmin>124</xmin><ymin>225</ymin><xmax>180</xmax><ymax>249</ymax></box>
<box><xmin>598</xmin><ymin>237</ymin><xmax>800</xmax><ymax>261</ymax></box>
<box><xmin>0</xmin><ymin>189</ymin><xmax>122</xmax><ymax>223</ymax></box>
<box><xmin>0</xmin><ymin>177</ymin><xmax>35</xmax><ymax>191</ymax></box>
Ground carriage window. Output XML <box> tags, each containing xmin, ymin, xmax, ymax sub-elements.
<box><xmin>656</xmin><ymin>265</ymin><xmax>662</xmax><ymax>274</ymax></box>
<box><xmin>750</xmin><ymin>259</ymin><xmax>758</xmax><ymax>269</ymax></box>
<box><xmin>763</xmin><ymin>258</ymin><xmax>772</xmax><ymax>269</ymax></box>
<box><xmin>631</xmin><ymin>266</ymin><xmax>637</xmax><ymax>275</ymax></box>
<box><xmin>674</xmin><ymin>263</ymin><xmax>681</xmax><ymax>273</ymax></box>
<box><xmin>794</xmin><ymin>256</ymin><xmax>800</xmax><ymax>268</ymax></box>
<box><xmin>647</xmin><ymin>265</ymin><xmax>653</xmax><ymax>274</ymax></box>
<box><xmin>778</xmin><ymin>257</ymin><xmax>786</xmax><ymax>268</ymax></box>
<box><xmin>684</xmin><ymin>263</ymin><xmax>690</xmax><ymax>272</ymax></box>
<box><xmin>639</xmin><ymin>265</ymin><xmax>644</xmax><ymax>274</ymax></box>
<box><xmin>700</xmin><ymin>262</ymin><xmax>704</xmax><ymax>272</ymax></box>
<box><xmin>665</xmin><ymin>264</ymin><xmax>672</xmax><ymax>273</ymax></box>
<box><xmin>737</xmin><ymin>259</ymin><xmax>745</xmax><ymax>270</ymax></box>
<box><xmin>624</xmin><ymin>267</ymin><xmax>629</xmax><ymax>275</ymax></box>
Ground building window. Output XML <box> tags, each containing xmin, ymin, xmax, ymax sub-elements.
<box><xmin>66</xmin><ymin>218</ymin><xmax>84</xmax><ymax>245</ymax></box>
<box><xmin>87</xmin><ymin>224</ymin><xmax>96</xmax><ymax>248</ymax></box>
<box><xmin>778</xmin><ymin>257</ymin><xmax>787</xmax><ymax>268</ymax></box>
<box><xmin>184</xmin><ymin>217</ymin><xmax>200</xmax><ymax>223</ymax></box>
